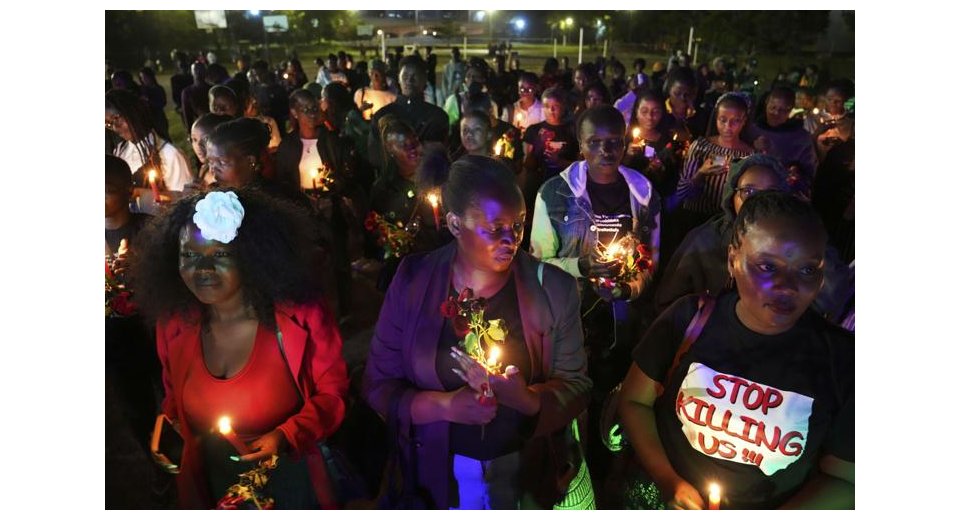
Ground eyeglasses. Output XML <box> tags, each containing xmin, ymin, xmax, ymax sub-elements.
<box><xmin>298</xmin><ymin>104</ymin><xmax>320</xmax><ymax>115</ymax></box>
<box><xmin>734</xmin><ymin>186</ymin><xmax>784</xmax><ymax>199</ymax></box>
<box><xmin>519</xmin><ymin>87</ymin><xmax>536</xmax><ymax>94</ymax></box>
<box><xmin>585</xmin><ymin>137</ymin><xmax>625</xmax><ymax>151</ymax></box>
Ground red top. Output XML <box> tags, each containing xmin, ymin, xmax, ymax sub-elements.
<box><xmin>182</xmin><ymin>324</ymin><xmax>301</xmax><ymax>442</ymax></box>
<box><xmin>158</xmin><ymin>302</ymin><xmax>349</xmax><ymax>508</ymax></box>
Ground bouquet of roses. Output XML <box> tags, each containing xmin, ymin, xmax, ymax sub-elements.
<box><xmin>363</xmin><ymin>211</ymin><xmax>421</xmax><ymax>260</ymax></box>
<box><xmin>593</xmin><ymin>233</ymin><xmax>654</xmax><ymax>291</ymax></box>
<box><xmin>441</xmin><ymin>288</ymin><xmax>508</xmax><ymax>413</ymax></box>
<box><xmin>105</xmin><ymin>239</ymin><xmax>137</xmax><ymax>317</ymax></box>
<box><xmin>215</xmin><ymin>455</ymin><xmax>279</xmax><ymax>510</ymax></box>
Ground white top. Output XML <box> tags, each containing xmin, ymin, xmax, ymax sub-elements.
<box><xmin>354</xmin><ymin>87</ymin><xmax>397</xmax><ymax>121</ymax></box>
<box><xmin>114</xmin><ymin>134</ymin><xmax>193</xmax><ymax>192</ymax></box>
<box><xmin>114</xmin><ymin>133</ymin><xmax>193</xmax><ymax>215</ymax></box>
<box><xmin>501</xmin><ymin>99</ymin><xmax>544</xmax><ymax>134</ymax></box>
<box><xmin>298</xmin><ymin>138</ymin><xmax>324</xmax><ymax>190</ymax></box>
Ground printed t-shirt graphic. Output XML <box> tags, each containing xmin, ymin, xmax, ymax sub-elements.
<box><xmin>674</xmin><ymin>362</ymin><xmax>813</xmax><ymax>476</ymax></box>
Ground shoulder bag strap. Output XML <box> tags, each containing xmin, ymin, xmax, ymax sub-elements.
<box><xmin>662</xmin><ymin>294</ymin><xmax>717</xmax><ymax>391</ymax></box>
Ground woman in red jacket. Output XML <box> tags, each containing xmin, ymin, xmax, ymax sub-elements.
<box><xmin>132</xmin><ymin>188</ymin><xmax>349</xmax><ymax>509</ymax></box>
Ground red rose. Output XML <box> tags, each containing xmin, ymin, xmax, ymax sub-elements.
<box><xmin>457</xmin><ymin>288</ymin><xmax>474</xmax><ymax>302</ymax></box>
<box><xmin>364</xmin><ymin>212</ymin><xmax>379</xmax><ymax>231</ymax></box>
<box><xmin>110</xmin><ymin>291</ymin><xmax>138</xmax><ymax>316</ymax></box>
<box><xmin>439</xmin><ymin>299</ymin><xmax>459</xmax><ymax>318</ymax></box>
<box><xmin>636</xmin><ymin>243</ymin><xmax>651</xmax><ymax>256</ymax></box>
<box><xmin>453</xmin><ymin>315</ymin><xmax>471</xmax><ymax>337</ymax></box>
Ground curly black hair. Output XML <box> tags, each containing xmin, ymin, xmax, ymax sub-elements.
<box><xmin>130</xmin><ymin>187</ymin><xmax>323</xmax><ymax>326</ymax></box>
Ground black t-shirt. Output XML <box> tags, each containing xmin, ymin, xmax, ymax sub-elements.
<box><xmin>632</xmin><ymin>292</ymin><xmax>854</xmax><ymax>509</ymax></box>
<box><xmin>522</xmin><ymin>121</ymin><xmax>578</xmax><ymax>180</ymax></box>
<box><xmin>586</xmin><ymin>175</ymin><xmax>632</xmax><ymax>248</ymax></box>
<box><xmin>436</xmin><ymin>277</ymin><xmax>535</xmax><ymax>460</ymax></box>
<box><xmin>105</xmin><ymin>212</ymin><xmax>152</xmax><ymax>254</ymax></box>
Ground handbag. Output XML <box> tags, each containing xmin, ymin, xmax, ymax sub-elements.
<box><xmin>275</xmin><ymin>328</ymin><xmax>369</xmax><ymax>507</ymax></box>
<box><xmin>600</xmin><ymin>294</ymin><xmax>717</xmax><ymax>453</ymax></box>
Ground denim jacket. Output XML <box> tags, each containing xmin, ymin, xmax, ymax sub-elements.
<box><xmin>530</xmin><ymin>160</ymin><xmax>661</xmax><ymax>300</ymax></box>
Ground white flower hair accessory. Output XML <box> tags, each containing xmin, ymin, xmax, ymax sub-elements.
<box><xmin>193</xmin><ymin>191</ymin><xmax>245</xmax><ymax>243</ymax></box>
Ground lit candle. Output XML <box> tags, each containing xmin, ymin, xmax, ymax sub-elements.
<box><xmin>708</xmin><ymin>482</ymin><xmax>721</xmax><ymax>510</ymax></box>
<box><xmin>147</xmin><ymin>169</ymin><xmax>160</xmax><ymax>203</ymax></box>
<box><xmin>494</xmin><ymin>139</ymin><xmax>504</xmax><ymax>157</ymax></box>
<box><xmin>604</xmin><ymin>243</ymin><xmax>622</xmax><ymax>262</ymax></box>
<box><xmin>218</xmin><ymin>416</ymin><xmax>251</xmax><ymax>456</ymax></box>
<box><xmin>486</xmin><ymin>345</ymin><xmax>501</xmax><ymax>368</ymax></box>
<box><xmin>310</xmin><ymin>168</ymin><xmax>319</xmax><ymax>191</ymax></box>
<box><xmin>514</xmin><ymin>112</ymin><xmax>523</xmax><ymax>128</ymax></box>
<box><xmin>631</xmin><ymin>126</ymin><xmax>641</xmax><ymax>145</ymax></box>
<box><xmin>427</xmin><ymin>191</ymin><xmax>441</xmax><ymax>231</ymax></box>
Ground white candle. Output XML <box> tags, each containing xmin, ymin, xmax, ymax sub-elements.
<box><xmin>708</xmin><ymin>482</ymin><xmax>721</xmax><ymax>510</ymax></box>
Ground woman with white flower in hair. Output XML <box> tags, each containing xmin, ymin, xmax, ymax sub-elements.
<box><xmin>131</xmin><ymin>188</ymin><xmax>349</xmax><ymax>509</ymax></box>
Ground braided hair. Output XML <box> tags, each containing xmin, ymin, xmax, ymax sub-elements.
<box><xmin>106</xmin><ymin>88</ymin><xmax>166</xmax><ymax>186</ymax></box>
<box><xmin>731</xmin><ymin>190</ymin><xmax>826</xmax><ymax>249</ymax></box>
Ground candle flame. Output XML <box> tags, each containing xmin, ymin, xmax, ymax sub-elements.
<box><xmin>605</xmin><ymin>243</ymin><xmax>622</xmax><ymax>260</ymax></box>
<box><xmin>427</xmin><ymin>193</ymin><xmax>439</xmax><ymax>208</ymax></box>
<box><xmin>217</xmin><ymin>416</ymin><xmax>232</xmax><ymax>434</ymax></box>
<box><xmin>673</xmin><ymin>132</ymin><xmax>679</xmax><ymax>140</ymax></box>
<box><xmin>494</xmin><ymin>141</ymin><xmax>503</xmax><ymax>156</ymax></box>
<box><xmin>311</xmin><ymin>168</ymin><xmax>319</xmax><ymax>179</ymax></box>
<box><xmin>486</xmin><ymin>345</ymin><xmax>501</xmax><ymax>367</ymax></box>
<box><xmin>632</xmin><ymin>127</ymin><xmax>641</xmax><ymax>139</ymax></box>
<box><xmin>812</xmin><ymin>108</ymin><xmax>820</xmax><ymax>115</ymax></box>
<box><xmin>148</xmin><ymin>169</ymin><xmax>157</xmax><ymax>183</ymax></box>
<box><xmin>708</xmin><ymin>483</ymin><xmax>721</xmax><ymax>502</ymax></box>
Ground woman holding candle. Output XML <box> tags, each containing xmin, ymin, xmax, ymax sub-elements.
<box><xmin>132</xmin><ymin>188</ymin><xmax>349</xmax><ymax>509</ymax></box>
<box><xmin>107</xmin><ymin>89</ymin><xmax>194</xmax><ymax>214</ymax></box>
<box><xmin>500</xmin><ymin>72</ymin><xmax>544</xmax><ymax>136</ymax></box>
<box><xmin>363</xmin><ymin>116</ymin><xmax>451</xmax><ymax>291</ymax></box>
<box><xmin>275</xmin><ymin>89</ymin><xmax>344</xmax><ymax>194</ymax></box>
<box><xmin>622</xmin><ymin>90</ymin><xmax>684</xmax><ymax>201</ymax></box>
<box><xmin>670</xmin><ymin>92</ymin><xmax>754</xmax><ymax>250</ymax></box>
<box><xmin>362</xmin><ymin>155</ymin><xmax>592</xmax><ymax>509</ymax></box>
<box><xmin>661</xmin><ymin>67</ymin><xmax>708</xmax><ymax>140</ymax></box>
<box><xmin>617</xmin><ymin>191</ymin><xmax>854</xmax><ymax>509</ymax></box>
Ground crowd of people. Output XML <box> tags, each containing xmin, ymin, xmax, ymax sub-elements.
<box><xmin>105</xmin><ymin>42</ymin><xmax>854</xmax><ymax>510</ymax></box>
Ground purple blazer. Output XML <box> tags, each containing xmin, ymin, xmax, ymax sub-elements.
<box><xmin>362</xmin><ymin>241</ymin><xmax>591</xmax><ymax>508</ymax></box>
